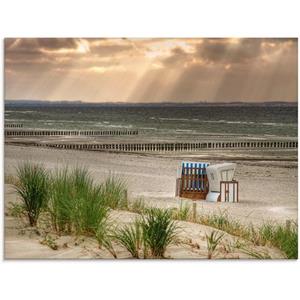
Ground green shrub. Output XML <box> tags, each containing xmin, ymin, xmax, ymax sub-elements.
<box><xmin>15</xmin><ymin>162</ymin><xmax>49</xmax><ymax>226</ymax></box>
<box><xmin>140</xmin><ymin>208</ymin><xmax>178</xmax><ymax>258</ymax></box>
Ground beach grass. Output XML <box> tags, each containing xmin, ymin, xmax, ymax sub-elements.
<box><xmin>14</xmin><ymin>162</ymin><xmax>49</xmax><ymax>226</ymax></box>
<box><xmin>258</xmin><ymin>222</ymin><xmax>298</xmax><ymax>259</ymax></box>
<box><xmin>4</xmin><ymin>174</ymin><xmax>18</xmax><ymax>185</ymax></box>
<box><xmin>48</xmin><ymin>166</ymin><xmax>111</xmax><ymax>236</ymax></box>
<box><xmin>140</xmin><ymin>208</ymin><xmax>178</xmax><ymax>258</ymax></box>
<box><xmin>206</xmin><ymin>230</ymin><xmax>224</xmax><ymax>259</ymax></box>
<box><xmin>172</xmin><ymin>201</ymin><xmax>191</xmax><ymax>221</ymax></box>
<box><xmin>114</xmin><ymin>220</ymin><xmax>143</xmax><ymax>258</ymax></box>
<box><xmin>129</xmin><ymin>198</ymin><xmax>147</xmax><ymax>214</ymax></box>
<box><xmin>239</xmin><ymin>246</ymin><xmax>271</xmax><ymax>259</ymax></box>
<box><xmin>102</xmin><ymin>176</ymin><xmax>128</xmax><ymax>209</ymax></box>
<box><xmin>196</xmin><ymin>210</ymin><xmax>298</xmax><ymax>259</ymax></box>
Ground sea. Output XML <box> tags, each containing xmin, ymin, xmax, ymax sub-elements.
<box><xmin>4</xmin><ymin>104</ymin><xmax>298</xmax><ymax>140</ymax></box>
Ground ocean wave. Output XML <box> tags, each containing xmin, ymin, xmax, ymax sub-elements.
<box><xmin>203</xmin><ymin>120</ymin><xmax>255</xmax><ymax>125</ymax></box>
<box><xmin>175</xmin><ymin>129</ymin><xmax>194</xmax><ymax>132</ymax></box>
<box><xmin>202</xmin><ymin>120</ymin><xmax>296</xmax><ymax>127</ymax></box>
<box><xmin>140</xmin><ymin>127</ymin><xmax>158</xmax><ymax>130</ymax></box>
<box><xmin>102</xmin><ymin>124</ymin><xmax>133</xmax><ymax>129</ymax></box>
<box><xmin>261</xmin><ymin>122</ymin><xmax>296</xmax><ymax>127</ymax></box>
<box><xmin>14</xmin><ymin>110</ymin><xmax>36</xmax><ymax>114</ymax></box>
<box><xmin>160</xmin><ymin>118</ymin><xmax>190</xmax><ymax>121</ymax></box>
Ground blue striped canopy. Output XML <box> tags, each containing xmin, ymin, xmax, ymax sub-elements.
<box><xmin>181</xmin><ymin>162</ymin><xmax>209</xmax><ymax>191</ymax></box>
<box><xmin>181</xmin><ymin>162</ymin><xmax>209</xmax><ymax>174</ymax></box>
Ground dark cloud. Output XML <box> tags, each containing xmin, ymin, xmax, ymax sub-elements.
<box><xmin>196</xmin><ymin>38</ymin><xmax>262</xmax><ymax>64</ymax></box>
<box><xmin>90</xmin><ymin>43</ymin><xmax>134</xmax><ymax>56</ymax></box>
<box><xmin>162</xmin><ymin>47</ymin><xmax>190</xmax><ymax>67</ymax></box>
<box><xmin>37</xmin><ymin>38</ymin><xmax>79</xmax><ymax>50</ymax></box>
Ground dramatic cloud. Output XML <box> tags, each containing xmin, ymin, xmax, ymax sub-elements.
<box><xmin>5</xmin><ymin>38</ymin><xmax>298</xmax><ymax>102</ymax></box>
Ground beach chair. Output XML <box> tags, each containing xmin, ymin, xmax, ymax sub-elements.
<box><xmin>175</xmin><ymin>162</ymin><xmax>209</xmax><ymax>200</ymax></box>
<box><xmin>206</xmin><ymin>163</ymin><xmax>238</xmax><ymax>202</ymax></box>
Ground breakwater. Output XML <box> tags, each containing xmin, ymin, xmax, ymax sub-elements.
<box><xmin>5</xmin><ymin>129</ymin><xmax>138</xmax><ymax>137</ymax></box>
<box><xmin>5</xmin><ymin>123</ymin><xmax>23</xmax><ymax>128</ymax></box>
<box><xmin>10</xmin><ymin>140</ymin><xmax>297</xmax><ymax>152</ymax></box>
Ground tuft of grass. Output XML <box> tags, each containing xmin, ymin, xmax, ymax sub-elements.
<box><xmin>48</xmin><ymin>167</ymin><xmax>74</xmax><ymax>233</ymax></box>
<box><xmin>95</xmin><ymin>221</ymin><xmax>118</xmax><ymax>258</ymax></box>
<box><xmin>114</xmin><ymin>220</ymin><xmax>143</xmax><ymax>258</ymax></box>
<box><xmin>14</xmin><ymin>162</ymin><xmax>49</xmax><ymax>226</ymax></box>
<box><xmin>206</xmin><ymin>230</ymin><xmax>224</xmax><ymax>259</ymax></box>
<box><xmin>240</xmin><ymin>246</ymin><xmax>271</xmax><ymax>259</ymax></box>
<box><xmin>140</xmin><ymin>208</ymin><xmax>178</xmax><ymax>258</ymax></box>
<box><xmin>129</xmin><ymin>198</ymin><xmax>147</xmax><ymax>214</ymax></box>
<box><xmin>48</xmin><ymin>166</ymin><xmax>110</xmax><ymax>236</ymax></box>
<box><xmin>197</xmin><ymin>210</ymin><xmax>298</xmax><ymax>259</ymax></box>
<box><xmin>258</xmin><ymin>222</ymin><xmax>298</xmax><ymax>259</ymax></box>
<box><xmin>102</xmin><ymin>176</ymin><xmax>128</xmax><ymax>209</ymax></box>
<box><xmin>172</xmin><ymin>201</ymin><xmax>191</xmax><ymax>221</ymax></box>
<box><xmin>5</xmin><ymin>174</ymin><xmax>19</xmax><ymax>185</ymax></box>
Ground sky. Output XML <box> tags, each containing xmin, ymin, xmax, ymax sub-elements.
<box><xmin>5</xmin><ymin>38</ymin><xmax>298</xmax><ymax>103</ymax></box>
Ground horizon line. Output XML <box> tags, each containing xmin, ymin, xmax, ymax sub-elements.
<box><xmin>5</xmin><ymin>99</ymin><xmax>298</xmax><ymax>104</ymax></box>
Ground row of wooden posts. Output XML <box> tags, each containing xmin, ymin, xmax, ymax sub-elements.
<box><xmin>5</xmin><ymin>123</ymin><xmax>23</xmax><ymax>128</ymax></box>
<box><xmin>5</xmin><ymin>129</ymin><xmax>139</xmax><ymax>137</ymax></box>
<box><xmin>30</xmin><ymin>140</ymin><xmax>297</xmax><ymax>152</ymax></box>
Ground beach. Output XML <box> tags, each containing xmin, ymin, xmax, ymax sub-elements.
<box><xmin>4</xmin><ymin>103</ymin><xmax>298</xmax><ymax>259</ymax></box>
<box><xmin>4</xmin><ymin>144</ymin><xmax>297</xmax><ymax>259</ymax></box>
<box><xmin>5</xmin><ymin>145</ymin><xmax>297</xmax><ymax>225</ymax></box>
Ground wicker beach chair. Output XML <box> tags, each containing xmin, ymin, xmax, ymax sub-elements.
<box><xmin>175</xmin><ymin>161</ymin><xmax>209</xmax><ymax>200</ymax></box>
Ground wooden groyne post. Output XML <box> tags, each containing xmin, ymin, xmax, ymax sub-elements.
<box><xmin>4</xmin><ymin>129</ymin><xmax>139</xmax><ymax>137</ymax></box>
<box><xmin>14</xmin><ymin>139</ymin><xmax>298</xmax><ymax>153</ymax></box>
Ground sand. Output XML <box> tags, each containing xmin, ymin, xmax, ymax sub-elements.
<box><xmin>4</xmin><ymin>185</ymin><xmax>284</xmax><ymax>259</ymax></box>
<box><xmin>5</xmin><ymin>145</ymin><xmax>298</xmax><ymax>224</ymax></box>
<box><xmin>4</xmin><ymin>145</ymin><xmax>297</xmax><ymax>259</ymax></box>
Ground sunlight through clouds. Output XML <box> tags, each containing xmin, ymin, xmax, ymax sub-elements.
<box><xmin>5</xmin><ymin>38</ymin><xmax>298</xmax><ymax>102</ymax></box>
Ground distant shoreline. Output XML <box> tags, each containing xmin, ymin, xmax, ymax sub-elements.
<box><xmin>4</xmin><ymin>99</ymin><xmax>298</xmax><ymax>108</ymax></box>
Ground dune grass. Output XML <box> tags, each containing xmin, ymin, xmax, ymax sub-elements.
<box><xmin>101</xmin><ymin>176</ymin><xmax>128</xmax><ymax>209</ymax></box>
<box><xmin>258</xmin><ymin>222</ymin><xmax>298</xmax><ymax>259</ymax></box>
<box><xmin>140</xmin><ymin>208</ymin><xmax>179</xmax><ymax>258</ymax></box>
<box><xmin>48</xmin><ymin>166</ymin><xmax>111</xmax><ymax>236</ymax></box>
<box><xmin>206</xmin><ymin>230</ymin><xmax>224</xmax><ymax>259</ymax></box>
<box><xmin>172</xmin><ymin>201</ymin><xmax>191</xmax><ymax>221</ymax></box>
<box><xmin>239</xmin><ymin>246</ymin><xmax>271</xmax><ymax>259</ymax></box>
<box><xmin>114</xmin><ymin>220</ymin><xmax>143</xmax><ymax>258</ymax></box>
<box><xmin>129</xmin><ymin>198</ymin><xmax>147</xmax><ymax>214</ymax></box>
<box><xmin>196</xmin><ymin>210</ymin><xmax>298</xmax><ymax>259</ymax></box>
<box><xmin>10</xmin><ymin>163</ymin><xmax>129</xmax><ymax>257</ymax></box>
<box><xmin>14</xmin><ymin>162</ymin><xmax>49</xmax><ymax>226</ymax></box>
<box><xmin>5</xmin><ymin>174</ymin><xmax>18</xmax><ymax>185</ymax></box>
<box><xmin>113</xmin><ymin>208</ymin><xmax>179</xmax><ymax>258</ymax></box>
